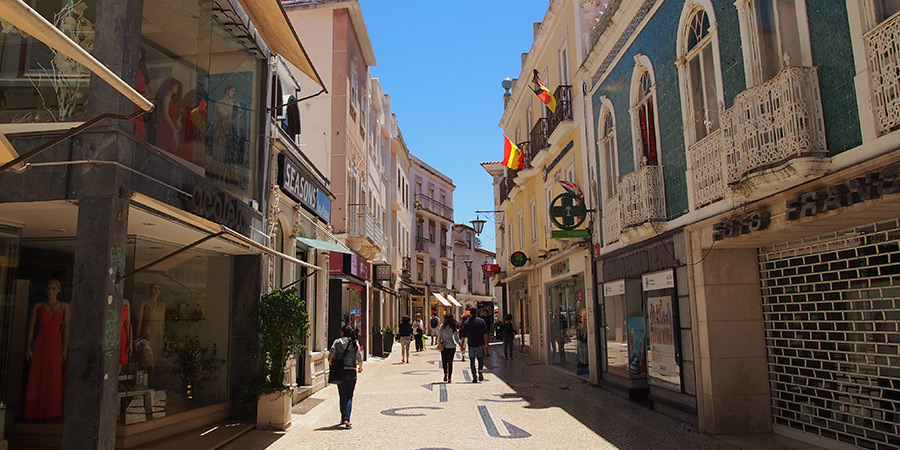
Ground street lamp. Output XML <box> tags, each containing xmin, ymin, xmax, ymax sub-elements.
<box><xmin>463</xmin><ymin>259</ymin><xmax>473</xmax><ymax>270</ymax></box>
<box><xmin>471</xmin><ymin>210</ymin><xmax>506</xmax><ymax>235</ymax></box>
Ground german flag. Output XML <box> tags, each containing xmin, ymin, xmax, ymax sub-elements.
<box><xmin>502</xmin><ymin>136</ymin><xmax>525</xmax><ymax>170</ymax></box>
<box><xmin>532</xmin><ymin>69</ymin><xmax>556</xmax><ymax>113</ymax></box>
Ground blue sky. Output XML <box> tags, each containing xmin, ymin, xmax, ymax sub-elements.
<box><xmin>358</xmin><ymin>0</ymin><xmax>550</xmax><ymax>252</ymax></box>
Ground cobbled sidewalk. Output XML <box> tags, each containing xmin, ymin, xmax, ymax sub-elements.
<box><xmin>222</xmin><ymin>342</ymin><xmax>741</xmax><ymax>450</ymax></box>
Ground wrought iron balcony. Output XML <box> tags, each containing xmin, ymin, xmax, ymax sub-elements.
<box><xmin>722</xmin><ymin>65</ymin><xmax>826</xmax><ymax>184</ymax></box>
<box><xmin>414</xmin><ymin>193</ymin><xmax>453</xmax><ymax>222</ymax></box>
<box><xmin>439</xmin><ymin>244</ymin><xmax>451</xmax><ymax>258</ymax></box>
<box><xmin>415</xmin><ymin>236</ymin><xmax>429</xmax><ymax>253</ymax></box>
<box><xmin>602</xmin><ymin>194</ymin><xmax>621</xmax><ymax>246</ymax></box>
<box><xmin>688</xmin><ymin>129</ymin><xmax>725</xmax><ymax>208</ymax></box>
<box><xmin>530</xmin><ymin>117</ymin><xmax>550</xmax><ymax>151</ymax></box>
<box><xmin>498</xmin><ymin>169</ymin><xmax>517</xmax><ymax>204</ymax></box>
<box><xmin>518</xmin><ymin>141</ymin><xmax>534</xmax><ymax>169</ymax></box>
<box><xmin>347</xmin><ymin>204</ymin><xmax>384</xmax><ymax>246</ymax></box>
<box><xmin>620</xmin><ymin>165</ymin><xmax>666</xmax><ymax>228</ymax></box>
<box><xmin>547</xmin><ymin>85</ymin><xmax>573</xmax><ymax>136</ymax></box>
<box><xmin>865</xmin><ymin>11</ymin><xmax>900</xmax><ymax>135</ymax></box>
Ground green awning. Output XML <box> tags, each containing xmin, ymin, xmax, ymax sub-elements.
<box><xmin>295</xmin><ymin>237</ymin><xmax>352</xmax><ymax>254</ymax></box>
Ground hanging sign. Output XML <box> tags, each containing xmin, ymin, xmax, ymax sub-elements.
<box><xmin>549</xmin><ymin>193</ymin><xmax>587</xmax><ymax>230</ymax></box>
<box><xmin>510</xmin><ymin>251</ymin><xmax>529</xmax><ymax>267</ymax></box>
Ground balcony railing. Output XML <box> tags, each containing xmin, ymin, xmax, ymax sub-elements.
<box><xmin>722</xmin><ymin>65</ymin><xmax>826</xmax><ymax>184</ymax></box>
<box><xmin>347</xmin><ymin>204</ymin><xmax>383</xmax><ymax>246</ymax></box>
<box><xmin>620</xmin><ymin>165</ymin><xmax>666</xmax><ymax>228</ymax></box>
<box><xmin>414</xmin><ymin>194</ymin><xmax>453</xmax><ymax>222</ymax></box>
<box><xmin>530</xmin><ymin>117</ymin><xmax>550</xmax><ymax>151</ymax></box>
<box><xmin>547</xmin><ymin>85</ymin><xmax>573</xmax><ymax>135</ymax></box>
<box><xmin>865</xmin><ymin>11</ymin><xmax>900</xmax><ymax>134</ymax></box>
<box><xmin>415</xmin><ymin>236</ymin><xmax>429</xmax><ymax>252</ymax></box>
<box><xmin>688</xmin><ymin>129</ymin><xmax>725</xmax><ymax>208</ymax></box>
<box><xmin>498</xmin><ymin>169</ymin><xmax>517</xmax><ymax>204</ymax></box>
<box><xmin>602</xmin><ymin>194</ymin><xmax>621</xmax><ymax>246</ymax></box>
<box><xmin>518</xmin><ymin>141</ymin><xmax>534</xmax><ymax>169</ymax></box>
<box><xmin>440</xmin><ymin>245</ymin><xmax>451</xmax><ymax>258</ymax></box>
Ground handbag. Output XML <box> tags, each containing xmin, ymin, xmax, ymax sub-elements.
<box><xmin>436</xmin><ymin>340</ymin><xmax>445</xmax><ymax>351</ymax></box>
<box><xmin>328</xmin><ymin>341</ymin><xmax>349</xmax><ymax>384</ymax></box>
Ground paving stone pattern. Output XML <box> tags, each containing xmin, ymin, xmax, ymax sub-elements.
<box><xmin>223</xmin><ymin>343</ymin><xmax>739</xmax><ymax>450</ymax></box>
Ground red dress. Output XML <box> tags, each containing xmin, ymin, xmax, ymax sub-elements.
<box><xmin>120</xmin><ymin>303</ymin><xmax>129</xmax><ymax>365</ymax></box>
<box><xmin>24</xmin><ymin>306</ymin><xmax>65</xmax><ymax>420</ymax></box>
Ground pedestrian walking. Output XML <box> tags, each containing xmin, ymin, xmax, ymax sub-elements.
<box><xmin>458</xmin><ymin>311</ymin><xmax>469</xmax><ymax>362</ymax></box>
<box><xmin>397</xmin><ymin>315</ymin><xmax>413</xmax><ymax>363</ymax></box>
<box><xmin>438</xmin><ymin>314</ymin><xmax>460</xmax><ymax>383</ymax></box>
<box><xmin>429</xmin><ymin>311</ymin><xmax>440</xmax><ymax>345</ymax></box>
<box><xmin>329</xmin><ymin>325</ymin><xmax>364</xmax><ymax>428</ymax></box>
<box><xmin>460</xmin><ymin>306</ymin><xmax>489</xmax><ymax>383</ymax></box>
<box><xmin>500</xmin><ymin>314</ymin><xmax>517</xmax><ymax>359</ymax></box>
<box><xmin>413</xmin><ymin>313</ymin><xmax>425</xmax><ymax>351</ymax></box>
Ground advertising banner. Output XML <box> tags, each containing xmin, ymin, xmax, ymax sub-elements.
<box><xmin>647</xmin><ymin>296</ymin><xmax>680</xmax><ymax>390</ymax></box>
<box><xmin>626</xmin><ymin>317</ymin><xmax>646</xmax><ymax>377</ymax></box>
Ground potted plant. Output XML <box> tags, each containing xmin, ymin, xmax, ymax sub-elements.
<box><xmin>371</xmin><ymin>326</ymin><xmax>384</xmax><ymax>357</ymax></box>
<box><xmin>382</xmin><ymin>326</ymin><xmax>395</xmax><ymax>354</ymax></box>
<box><xmin>167</xmin><ymin>338</ymin><xmax>223</xmax><ymax>401</ymax></box>
<box><xmin>250</xmin><ymin>288</ymin><xmax>309</xmax><ymax>430</ymax></box>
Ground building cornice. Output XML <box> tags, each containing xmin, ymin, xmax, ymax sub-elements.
<box><xmin>282</xmin><ymin>0</ymin><xmax>376</xmax><ymax>66</ymax></box>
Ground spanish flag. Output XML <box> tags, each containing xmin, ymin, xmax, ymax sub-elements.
<box><xmin>533</xmin><ymin>69</ymin><xmax>556</xmax><ymax>113</ymax></box>
<box><xmin>502</xmin><ymin>136</ymin><xmax>525</xmax><ymax>170</ymax></box>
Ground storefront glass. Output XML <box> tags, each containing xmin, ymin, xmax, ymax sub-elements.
<box><xmin>0</xmin><ymin>226</ymin><xmax>20</xmax><ymax>411</ymax></box>
<box><xmin>603</xmin><ymin>279</ymin><xmax>646</xmax><ymax>378</ymax></box>
<box><xmin>139</xmin><ymin>0</ymin><xmax>263</xmax><ymax>201</ymax></box>
<box><xmin>0</xmin><ymin>0</ymin><xmax>98</xmax><ymax>123</ymax></box>
<box><xmin>547</xmin><ymin>275</ymin><xmax>588</xmax><ymax>374</ymax></box>
<box><xmin>508</xmin><ymin>278</ymin><xmax>529</xmax><ymax>354</ymax></box>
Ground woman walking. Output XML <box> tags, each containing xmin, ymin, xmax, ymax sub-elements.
<box><xmin>329</xmin><ymin>325</ymin><xmax>364</xmax><ymax>428</ymax></box>
<box><xmin>438</xmin><ymin>314</ymin><xmax>460</xmax><ymax>383</ymax></box>
<box><xmin>413</xmin><ymin>313</ymin><xmax>425</xmax><ymax>351</ymax></box>
<box><xmin>397</xmin><ymin>315</ymin><xmax>413</xmax><ymax>363</ymax></box>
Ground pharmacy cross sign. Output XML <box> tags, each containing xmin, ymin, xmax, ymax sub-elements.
<box><xmin>550</xmin><ymin>193</ymin><xmax>586</xmax><ymax>230</ymax></box>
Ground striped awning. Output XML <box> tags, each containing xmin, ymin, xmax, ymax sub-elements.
<box><xmin>432</xmin><ymin>293</ymin><xmax>451</xmax><ymax>306</ymax></box>
<box><xmin>445</xmin><ymin>294</ymin><xmax>463</xmax><ymax>307</ymax></box>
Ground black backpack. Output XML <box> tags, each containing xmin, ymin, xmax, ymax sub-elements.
<box><xmin>430</xmin><ymin>316</ymin><xmax>439</xmax><ymax>328</ymax></box>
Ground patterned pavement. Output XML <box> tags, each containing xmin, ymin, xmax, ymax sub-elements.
<box><xmin>221</xmin><ymin>342</ymin><xmax>741</xmax><ymax>450</ymax></box>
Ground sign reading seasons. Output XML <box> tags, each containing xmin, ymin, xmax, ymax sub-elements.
<box><xmin>278</xmin><ymin>154</ymin><xmax>331</xmax><ymax>223</ymax></box>
<box><xmin>786</xmin><ymin>163</ymin><xmax>900</xmax><ymax>220</ymax></box>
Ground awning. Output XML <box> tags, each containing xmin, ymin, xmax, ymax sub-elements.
<box><xmin>445</xmin><ymin>294</ymin><xmax>463</xmax><ymax>307</ymax></box>
<box><xmin>432</xmin><ymin>293</ymin><xmax>451</xmax><ymax>307</ymax></box>
<box><xmin>131</xmin><ymin>193</ymin><xmax>319</xmax><ymax>273</ymax></box>
<box><xmin>372</xmin><ymin>282</ymin><xmax>398</xmax><ymax>297</ymax></box>
<box><xmin>296</xmin><ymin>237</ymin><xmax>352</xmax><ymax>254</ymax></box>
<box><xmin>236</xmin><ymin>0</ymin><xmax>326</xmax><ymax>91</ymax></box>
<box><xmin>398</xmin><ymin>279</ymin><xmax>424</xmax><ymax>295</ymax></box>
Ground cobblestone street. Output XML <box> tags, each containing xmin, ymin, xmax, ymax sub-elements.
<box><xmin>222</xmin><ymin>342</ymin><xmax>741</xmax><ymax>450</ymax></box>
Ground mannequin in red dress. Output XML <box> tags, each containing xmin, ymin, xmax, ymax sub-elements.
<box><xmin>133</xmin><ymin>47</ymin><xmax>151</xmax><ymax>140</ymax></box>
<box><xmin>153</xmin><ymin>78</ymin><xmax>182</xmax><ymax>154</ymax></box>
<box><xmin>120</xmin><ymin>298</ymin><xmax>132</xmax><ymax>374</ymax></box>
<box><xmin>23</xmin><ymin>279</ymin><xmax>70</xmax><ymax>420</ymax></box>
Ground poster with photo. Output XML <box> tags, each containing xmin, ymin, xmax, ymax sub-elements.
<box><xmin>205</xmin><ymin>71</ymin><xmax>253</xmax><ymax>194</ymax></box>
<box><xmin>647</xmin><ymin>295</ymin><xmax>680</xmax><ymax>390</ymax></box>
<box><xmin>626</xmin><ymin>317</ymin><xmax>646</xmax><ymax>377</ymax></box>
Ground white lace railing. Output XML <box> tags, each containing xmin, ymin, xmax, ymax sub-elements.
<box><xmin>865</xmin><ymin>11</ymin><xmax>900</xmax><ymax>134</ymax></box>
<box><xmin>620</xmin><ymin>165</ymin><xmax>666</xmax><ymax>228</ymax></box>
<box><xmin>723</xmin><ymin>65</ymin><xmax>826</xmax><ymax>184</ymax></box>
<box><xmin>688</xmin><ymin>129</ymin><xmax>725</xmax><ymax>208</ymax></box>
<box><xmin>347</xmin><ymin>204</ymin><xmax>383</xmax><ymax>246</ymax></box>
<box><xmin>602</xmin><ymin>194</ymin><xmax>621</xmax><ymax>246</ymax></box>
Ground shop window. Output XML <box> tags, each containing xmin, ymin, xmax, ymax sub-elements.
<box><xmin>0</xmin><ymin>0</ymin><xmax>98</xmax><ymax>123</ymax></box>
<box><xmin>678</xmin><ymin>4</ymin><xmax>722</xmax><ymax>145</ymax></box>
<box><xmin>137</xmin><ymin>0</ymin><xmax>263</xmax><ymax>201</ymax></box>
<box><xmin>547</xmin><ymin>275</ymin><xmax>587</xmax><ymax>373</ymax></box>
<box><xmin>874</xmin><ymin>0</ymin><xmax>900</xmax><ymax>23</ymax></box>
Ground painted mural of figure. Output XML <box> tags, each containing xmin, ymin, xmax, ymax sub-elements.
<box><xmin>24</xmin><ymin>279</ymin><xmax>70</xmax><ymax>420</ymax></box>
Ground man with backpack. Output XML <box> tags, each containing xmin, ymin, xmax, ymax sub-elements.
<box><xmin>429</xmin><ymin>311</ymin><xmax>440</xmax><ymax>345</ymax></box>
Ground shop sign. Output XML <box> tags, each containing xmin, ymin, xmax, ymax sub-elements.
<box><xmin>550</xmin><ymin>193</ymin><xmax>587</xmax><ymax>230</ymax></box>
<box><xmin>550</xmin><ymin>259</ymin><xmax>569</xmax><ymax>277</ymax></box>
<box><xmin>510</xmin><ymin>251</ymin><xmax>529</xmax><ymax>267</ymax></box>
<box><xmin>374</xmin><ymin>264</ymin><xmax>392</xmax><ymax>282</ymax></box>
<box><xmin>190</xmin><ymin>185</ymin><xmax>250</xmax><ymax>234</ymax></box>
<box><xmin>278</xmin><ymin>154</ymin><xmax>331</xmax><ymax>223</ymax></box>
<box><xmin>786</xmin><ymin>163</ymin><xmax>900</xmax><ymax>220</ymax></box>
<box><xmin>328</xmin><ymin>251</ymin><xmax>371</xmax><ymax>281</ymax></box>
<box><xmin>551</xmin><ymin>229</ymin><xmax>590</xmax><ymax>239</ymax></box>
<box><xmin>603</xmin><ymin>280</ymin><xmax>625</xmax><ymax>296</ymax></box>
<box><xmin>642</xmin><ymin>269</ymin><xmax>674</xmax><ymax>291</ymax></box>
<box><xmin>713</xmin><ymin>210</ymin><xmax>770</xmax><ymax>241</ymax></box>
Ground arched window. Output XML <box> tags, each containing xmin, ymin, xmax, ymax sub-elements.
<box><xmin>736</xmin><ymin>0</ymin><xmax>811</xmax><ymax>85</ymax></box>
<box><xmin>599</xmin><ymin>106</ymin><xmax>619</xmax><ymax>200</ymax></box>
<box><xmin>632</xmin><ymin>63</ymin><xmax>659</xmax><ymax>167</ymax></box>
<box><xmin>680</xmin><ymin>6</ymin><xmax>721</xmax><ymax>143</ymax></box>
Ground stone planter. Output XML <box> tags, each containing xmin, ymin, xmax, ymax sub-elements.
<box><xmin>371</xmin><ymin>334</ymin><xmax>384</xmax><ymax>357</ymax></box>
<box><xmin>383</xmin><ymin>333</ymin><xmax>394</xmax><ymax>354</ymax></box>
<box><xmin>257</xmin><ymin>391</ymin><xmax>291</xmax><ymax>430</ymax></box>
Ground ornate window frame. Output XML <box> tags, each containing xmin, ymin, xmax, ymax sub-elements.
<box><xmin>629</xmin><ymin>55</ymin><xmax>662</xmax><ymax>169</ymax></box>
<box><xmin>735</xmin><ymin>0</ymin><xmax>813</xmax><ymax>86</ymax></box>
<box><xmin>597</xmin><ymin>96</ymin><xmax>619</xmax><ymax>201</ymax></box>
<box><xmin>676</xmin><ymin>1</ymin><xmax>726</xmax><ymax>147</ymax></box>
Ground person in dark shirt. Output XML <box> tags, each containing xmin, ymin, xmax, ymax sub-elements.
<box><xmin>460</xmin><ymin>306</ymin><xmax>489</xmax><ymax>382</ymax></box>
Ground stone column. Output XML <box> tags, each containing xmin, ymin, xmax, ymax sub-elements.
<box><xmin>690</xmin><ymin>235</ymin><xmax>771</xmax><ymax>434</ymax></box>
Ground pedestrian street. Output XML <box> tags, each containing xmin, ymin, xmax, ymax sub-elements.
<box><xmin>222</xmin><ymin>342</ymin><xmax>741</xmax><ymax>450</ymax></box>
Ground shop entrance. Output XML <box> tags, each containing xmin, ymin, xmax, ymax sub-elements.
<box><xmin>546</xmin><ymin>274</ymin><xmax>587</xmax><ymax>374</ymax></box>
